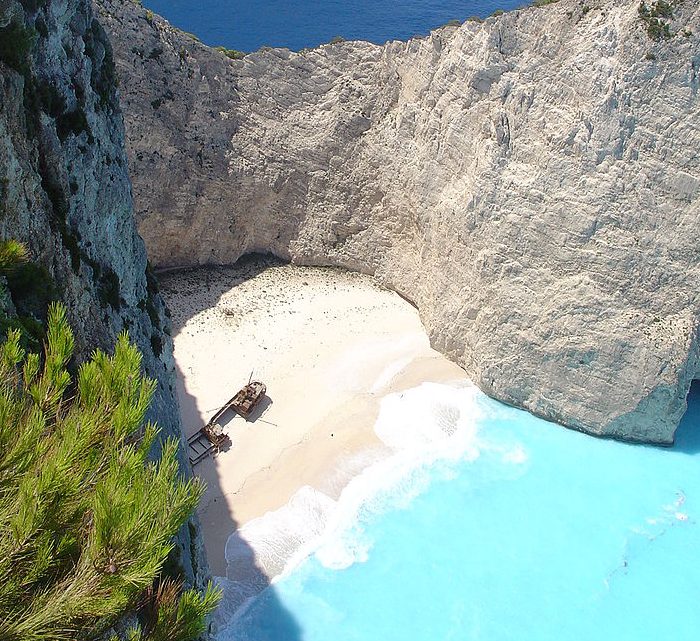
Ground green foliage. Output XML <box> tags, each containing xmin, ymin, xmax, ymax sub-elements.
<box><xmin>0</xmin><ymin>313</ymin><xmax>43</xmax><ymax>351</ymax></box>
<box><xmin>639</xmin><ymin>1</ymin><xmax>674</xmax><ymax>40</ymax></box>
<box><xmin>0</xmin><ymin>240</ymin><xmax>55</xmax><ymax>351</ymax></box>
<box><xmin>0</xmin><ymin>240</ymin><xmax>28</xmax><ymax>271</ymax></box>
<box><xmin>0</xmin><ymin>304</ymin><xmax>219</xmax><ymax>640</ymax></box>
<box><xmin>0</xmin><ymin>19</ymin><xmax>37</xmax><ymax>73</ymax></box>
<box><xmin>174</xmin><ymin>28</ymin><xmax>201</xmax><ymax>42</ymax></box>
<box><xmin>124</xmin><ymin>580</ymin><xmax>220</xmax><ymax>641</ymax></box>
<box><xmin>328</xmin><ymin>36</ymin><xmax>346</xmax><ymax>45</ymax></box>
<box><xmin>5</xmin><ymin>262</ymin><xmax>58</xmax><ymax>320</ymax></box>
<box><xmin>532</xmin><ymin>0</ymin><xmax>560</xmax><ymax>7</ymax></box>
<box><xmin>650</xmin><ymin>0</ymin><xmax>673</xmax><ymax>19</ymax></box>
<box><xmin>214</xmin><ymin>46</ymin><xmax>246</xmax><ymax>60</ymax></box>
<box><xmin>645</xmin><ymin>17</ymin><xmax>671</xmax><ymax>40</ymax></box>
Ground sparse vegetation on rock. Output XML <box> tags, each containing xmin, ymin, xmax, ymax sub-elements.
<box><xmin>639</xmin><ymin>0</ymin><xmax>674</xmax><ymax>40</ymax></box>
<box><xmin>0</xmin><ymin>16</ymin><xmax>37</xmax><ymax>73</ymax></box>
<box><xmin>214</xmin><ymin>46</ymin><xmax>246</xmax><ymax>60</ymax></box>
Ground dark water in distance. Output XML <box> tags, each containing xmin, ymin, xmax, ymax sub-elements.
<box><xmin>143</xmin><ymin>0</ymin><xmax>525</xmax><ymax>52</ymax></box>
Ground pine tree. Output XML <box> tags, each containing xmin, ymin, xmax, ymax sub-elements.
<box><xmin>0</xmin><ymin>299</ymin><xmax>220</xmax><ymax>640</ymax></box>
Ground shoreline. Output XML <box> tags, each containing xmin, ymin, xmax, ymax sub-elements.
<box><xmin>160</xmin><ymin>258</ymin><xmax>466</xmax><ymax>578</ymax></box>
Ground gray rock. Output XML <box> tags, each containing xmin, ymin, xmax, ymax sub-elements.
<box><xmin>0</xmin><ymin>0</ymin><xmax>208</xmax><ymax>591</ymax></box>
<box><xmin>97</xmin><ymin>0</ymin><xmax>700</xmax><ymax>444</ymax></box>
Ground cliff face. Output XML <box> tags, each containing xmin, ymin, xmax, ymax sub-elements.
<box><xmin>97</xmin><ymin>0</ymin><xmax>700</xmax><ymax>444</ymax></box>
<box><xmin>0</xmin><ymin>0</ymin><xmax>206</xmax><ymax>587</ymax></box>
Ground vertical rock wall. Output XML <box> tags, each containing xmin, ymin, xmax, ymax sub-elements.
<box><xmin>0</xmin><ymin>0</ymin><xmax>207</xmax><ymax>589</ymax></box>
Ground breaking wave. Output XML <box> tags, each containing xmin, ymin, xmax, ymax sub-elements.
<box><xmin>216</xmin><ymin>381</ymin><xmax>491</xmax><ymax>627</ymax></box>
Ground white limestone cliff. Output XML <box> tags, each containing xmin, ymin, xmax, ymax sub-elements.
<box><xmin>96</xmin><ymin>0</ymin><xmax>700</xmax><ymax>444</ymax></box>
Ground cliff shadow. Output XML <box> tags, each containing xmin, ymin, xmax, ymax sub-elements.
<box><xmin>674</xmin><ymin>380</ymin><xmax>700</xmax><ymax>454</ymax></box>
<box><xmin>175</xmin><ymin>360</ymin><xmax>301</xmax><ymax>639</ymax></box>
<box><xmin>158</xmin><ymin>253</ymin><xmax>286</xmax><ymax>336</ymax></box>
<box><xmin>159</xmin><ymin>255</ymin><xmax>301</xmax><ymax>639</ymax></box>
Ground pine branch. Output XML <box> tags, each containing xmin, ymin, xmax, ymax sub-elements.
<box><xmin>0</xmin><ymin>301</ymin><xmax>218</xmax><ymax>640</ymax></box>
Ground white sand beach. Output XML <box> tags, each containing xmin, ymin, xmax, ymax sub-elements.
<box><xmin>159</xmin><ymin>257</ymin><xmax>465</xmax><ymax>577</ymax></box>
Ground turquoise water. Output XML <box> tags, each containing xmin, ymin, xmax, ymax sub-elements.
<box><xmin>219</xmin><ymin>382</ymin><xmax>700</xmax><ymax>641</ymax></box>
<box><xmin>143</xmin><ymin>0</ymin><xmax>524</xmax><ymax>52</ymax></box>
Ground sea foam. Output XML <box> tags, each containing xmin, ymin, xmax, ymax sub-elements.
<box><xmin>219</xmin><ymin>383</ymin><xmax>700</xmax><ymax>641</ymax></box>
<box><xmin>218</xmin><ymin>380</ymin><xmax>485</xmax><ymax>624</ymax></box>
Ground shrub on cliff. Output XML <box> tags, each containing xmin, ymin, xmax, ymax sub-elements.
<box><xmin>0</xmin><ymin>302</ymin><xmax>219</xmax><ymax>640</ymax></box>
<box><xmin>638</xmin><ymin>1</ymin><xmax>674</xmax><ymax>40</ymax></box>
<box><xmin>0</xmin><ymin>240</ymin><xmax>48</xmax><ymax>352</ymax></box>
<box><xmin>0</xmin><ymin>240</ymin><xmax>28</xmax><ymax>269</ymax></box>
<box><xmin>0</xmin><ymin>16</ymin><xmax>37</xmax><ymax>73</ymax></box>
<box><xmin>214</xmin><ymin>46</ymin><xmax>246</xmax><ymax>60</ymax></box>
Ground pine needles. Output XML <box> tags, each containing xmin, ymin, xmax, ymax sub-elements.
<box><xmin>0</xmin><ymin>303</ymin><xmax>220</xmax><ymax>640</ymax></box>
<box><xmin>0</xmin><ymin>240</ymin><xmax>28</xmax><ymax>271</ymax></box>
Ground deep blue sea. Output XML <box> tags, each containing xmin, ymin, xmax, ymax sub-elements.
<box><xmin>143</xmin><ymin>0</ymin><xmax>524</xmax><ymax>52</ymax></box>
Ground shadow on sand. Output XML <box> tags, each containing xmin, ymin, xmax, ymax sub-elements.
<box><xmin>674</xmin><ymin>380</ymin><xmax>700</xmax><ymax>455</ymax></box>
<box><xmin>245</xmin><ymin>395</ymin><xmax>275</xmax><ymax>424</ymax></box>
<box><xmin>161</xmin><ymin>255</ymin><xmax>302</xmax><ymax>640</ymax></box>
<box><xmin>160</xmin><ymin>254</ymin><xmax>285</xmax><ymax>336</ymax></box>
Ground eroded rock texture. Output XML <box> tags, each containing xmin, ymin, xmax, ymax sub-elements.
<box><xmin>0</xmin><ymin>0</ymin><xmax>207</xmax><ymax>588</ymax></box>
<box><xmin>97</xmin><ymin>0</ymin><xmax>700</xmax><ymax>444</ymax></box>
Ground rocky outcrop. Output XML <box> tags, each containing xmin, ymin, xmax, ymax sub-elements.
<box><xmin>97</xmin><ymin>0</ymin><xmax>700</xmax><ymax>444</ymax></box>
<box><xmin>0</xmin><ymin>0</ymin><xmax>207</xmax><ymax>588</ymax></box>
